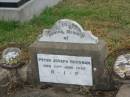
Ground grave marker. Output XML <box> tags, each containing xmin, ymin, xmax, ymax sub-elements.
<box><xmin>29</xmin><ymin>19</ymin><xmax>113</xmax><ymax>90</ymax></box>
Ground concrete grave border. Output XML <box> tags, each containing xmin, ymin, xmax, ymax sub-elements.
<box><xmin>0</xmin><ymin>0</ymin><xmax>30</xmax><ymax>8</ymax></box>
<box><xmin>0</xmin><ymin>0</ymin><xmax>62</xmax><ymax>22</ymax></box>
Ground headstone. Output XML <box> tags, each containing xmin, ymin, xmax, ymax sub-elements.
<box><xmin>29</xmin><ymin>19</ymin><xmax>113</xmax><ymax>90</ymax></box>
<box><xmin>114</xmin><ymin>54</ymin><xmax>130</xmax><ymax>79</ymax></box>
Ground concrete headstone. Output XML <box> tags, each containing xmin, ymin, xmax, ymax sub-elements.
<box><xmin>29</xmin><ymin>19</ymin><xmax>113</xmax><ymax>90</ymax></box>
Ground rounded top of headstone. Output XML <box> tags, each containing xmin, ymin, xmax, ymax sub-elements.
<box><xmin>114</xmin><ymin>54</ymin><xmax>130</xmax><ymax>79</ymax></box>
<box><xmin>39</xmin><ymin>19</ymin><xmax>98</xmax><ymax>44</ymax></box>
<box><xmin>2</xmin><ymin>47</ymin><xmax>21</xmax><ymax>65</ymax></box>
<box><xmin>51</xmin><ymin>19</ymin><xmax>84</xmax><ymax>34</ymax></box>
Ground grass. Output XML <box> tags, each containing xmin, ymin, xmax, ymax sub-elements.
<box><xmin>0</xmin><ymin>0</ymin><xmax>130</xmax><ymax>52</ymax></box>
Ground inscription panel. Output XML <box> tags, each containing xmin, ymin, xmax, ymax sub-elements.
<box><xmin>37</xmin><ymin>54</ymin><xmax>93</xmax><ymax>86</ymax></box>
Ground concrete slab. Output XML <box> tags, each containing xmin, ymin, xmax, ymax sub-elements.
<box><xmin>0</xmin><ymin>0</ymin><xmax>20</xmax><ymax>3</ymax></box>
<box><xmin>0</xmin><ymin>0</ymin><xmax>62</xmax><ymax>22</ymax></box>
<box><xmin>116</xmin><ymin>84</ymin><xmax>130</xmax><ymax>97</ymax></box>
<box><xmin>0</xmin><ymin>67</ymin><xmax>9</xmax><ymax>97</ymax></box>
<box><xmin>0</xmin><ymin>0</ymin><xmax>30</xmax><ymax>8</ymax></box>
<box><xmin>9</xmin><ymin>87</ymin><xmax>87</xmax><ymax>97</ymax></box>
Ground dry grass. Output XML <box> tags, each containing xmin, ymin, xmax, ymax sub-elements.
<box><xmin>0</xmin><ymin>0</ymin><xmax>130</xmax><ymax>53</ymax></box>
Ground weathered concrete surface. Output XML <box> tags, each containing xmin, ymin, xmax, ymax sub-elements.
<box><xmin>18</xmin><ymin>64</ymin><xmax>29</xmax><ymax>82</ymax></box>
<box><xmin>0</xmin><ymin>67</ymin><xmax>9</xmax><ymax>97</ymax></box>
<box><xmin>0</xmin><ymin>0</ymin><xmax>62</xmax><ymax>22</ymax></box>
<box><xmin>0</xmin><ymin>0</ymin><xmax>20</xmax><ymax>2</ymax></box>
<box><xmin>0</xmin><ymin>63</ymin><xmax>29</xmax><ymax>97</ymax></box>
<box><xmin>116</xmin><ymin>84</ymin><xmax>130</xmax><ymax>97</ymax></box>
<box><xmin>9</xmin><ymin>87</ymin><xmax>86</xmax><ymax>97</ymax></box>
<box><xmin>28</xmin><ymin>40</ymin><xmax>114</xmax><ymax>90</ymax></box>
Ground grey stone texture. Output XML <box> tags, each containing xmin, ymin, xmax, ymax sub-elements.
<box><xmin>0</xmin><ymin>63</ymin><xmax>29</xmax><ymax>97</ymax></box>
<box><xmin>0</xmin><ymin>0</ymin><xmax>62</xmax><ymax>22</ymax></box>
<box><xmin>9</xmin><ymin>87</ymin><xmax>87</xmax><ymax>97</ymax></box>
<box><xmin>0</xmin><ymin>0</ymin><xmax>20</xmax><ymax>2</ymax></box>
<box><xmin>116</xmin><ymin>84</ymin><xmax>130</xmax><ymax>97</ymax></box>
<box><xmin>0</xmin><ymin>67</ymin><xmax>9</xmax><ymax>97</ymax></box>
<box><xmin>28</xmin><ymin>40</ymin><xmax>114</xmax><ymax>90</ymax></box>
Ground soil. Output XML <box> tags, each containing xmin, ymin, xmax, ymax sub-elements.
<box><xmin>7</xmin><ymin>86</ymin><xmax>118</xmax><ymax>97</ymax></box>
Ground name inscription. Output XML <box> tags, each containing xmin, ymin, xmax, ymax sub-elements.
<box><xmin>37</xmin><ymin>54</ymin><xmax>93</xmax><ymax>86</ymax></box>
